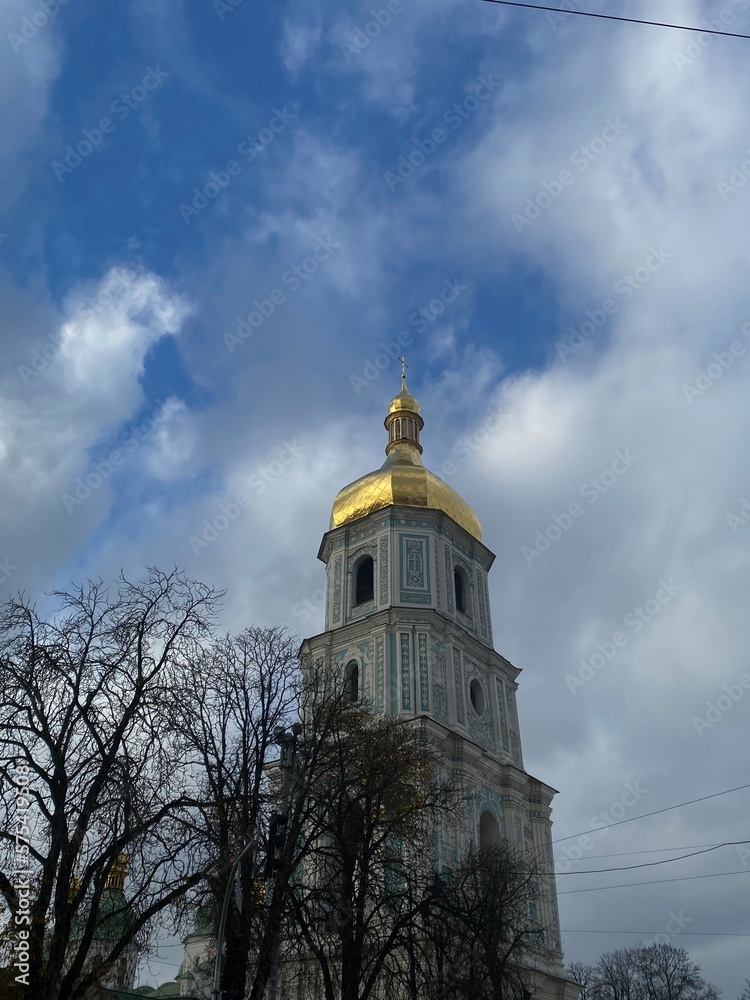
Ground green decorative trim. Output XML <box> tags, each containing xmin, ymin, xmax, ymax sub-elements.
<box><xmin>418</xmin><ymin>633</ymin><xmax>429</xmax><ymax>712</ymax></box>
<box><xmin>496</xmin><ymin>678</ymin><xmax>509</xmax><ymax>753</ymax></box>
<box><xmin>475</xmin><ymin>567</ymin><xmax>488</xmax><ymax>637</ymax></box>
<box><xmin>357</xmin><ymin>640</ymin><xmax>374</xmax><ymax>704</ymax></box>
<box><xmin>376</xmin><ymin>635</ymin><xmax>385</xmax><ymax>711</ymax></box>
<box><xmin>432</xmin><ymin>637</ymin><xmax>448</xmax><ymax>723</ymax></box>
<box><xmin>332</xmin><ymin>555</ymin><xmax>343</xmax><ymax>624</ymax></box>
<box><xmin>399</xmin><ymin>593</ymin><xmax>431</xmax><ymax>604</ymax></box>
<box><xmin>444</xmin><ymin>543</ymin><xmax>454</xmax><ymax>613</ymax></box>
<box><xmin>453</xmin><ymin>647</ymin><xmax>463</xmax><ymax>724</ymax></box>
<box><xmin>400</xmin><ymin>633</ymin><xmax>411</xmax><ymax>710</ymax></box>
<box><xmin>389</xmin><ymin>633</ymin><xmax>397</xmax><ymax>715</ymax></box>
<box><xmin>349</xmin><ymin>600</ymin><xmax>375</xmax><ymax>620</ymax></box>
<box><xmin>379</xmin><ymin>535</ymin><xmax>389</xmax><ymax>605</ymax></box>
<box><xmin>465</xmin><ymin>661</ymin><xmax>495</xmax><ymax>751</ymax></box>
<box><xmin>505</xmin><ymin>685</ymin><xmax>522</xmax><ymax>765</ymax></box>
<box><xmin>483</xmin><ymin>574</ymin><xmax>493</xmax><ymax>643</ymax></box>
<box><xmin>398</xmin><ymin>534</ymin><xmax>431</xmax><ymax>593</ymax></box>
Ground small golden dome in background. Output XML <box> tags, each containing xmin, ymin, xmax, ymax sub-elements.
<box><xmin>105</xmin><ymin>852</ymin><xmax>128</xmax><ymax>891</ymax></box>
<box><xmin>330</xmin><ymin>375</ymin><xmax>482</xmax><ymax>541</ymax></box>
<box><xmin>387</xmin><ymin>383</ymin><xmax>420</xmax><ymax>416</ymax></box>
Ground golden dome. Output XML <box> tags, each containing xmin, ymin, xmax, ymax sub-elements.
<box><xmin>330</xmin><ymin>377</ymin><xmax>482</xmax><ymax>541</ymax></box>
<box><xmin>388</xmin><ymin>385</ymin><xmax>420</xmax><ymax>415</ymax></box>
<box><xmin>105</xmin><ymin>853</ymin><xmax>128</xmax><ymax>891</ymax></box>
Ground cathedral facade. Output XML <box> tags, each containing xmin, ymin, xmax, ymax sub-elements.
<box><xmin>299</xmin><ymin>375</ymin><xmax>578</xmax><ymax>1000</ymax></box>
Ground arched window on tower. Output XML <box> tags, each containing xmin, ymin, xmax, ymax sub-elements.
<box><xmin>479</xmin><ymin>810</ymin><xmax>500</xmax><ymax>850</ymax></box>
<box><xmin>345</xmin><ymin>661</ymin><xmax>359</xmax><ymax>703</ymax></box>
<box><xmin>454</xmin><ymin>568</ymin><xmax>467</xmax><ymax>614</ymax></box>
<box><xmin>355</xmin><ymin>557</ymin><xmax>374</xmax><ymax>605</ymax></box>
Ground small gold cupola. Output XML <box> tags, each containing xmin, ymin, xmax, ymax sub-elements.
<box><xmin>385</xmin><ymin>371</ymin><xmax>424</xmax><ymax>456</ymax></box>
<box><xmin>105</xmin><ymin>853</ymin><xmax>128</xmax><ymax>891</ymax></box>
<box><xmin>330</xmin><ymin>369</ymin><xmax>482</xmax><ymax>540</ymax></box>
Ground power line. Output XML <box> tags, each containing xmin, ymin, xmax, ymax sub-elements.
<box><xmin>552</xmin><ymin>781</ymin><xmax>750</xmax><ymax>845</ymax></box>
<box><xmin>562</xmin><ymin>930</ymin><xmax>750</xmax><ymax>937</ymax></box>
<box><xmin>557</xmin><ymin>843</ymin><xmax>724</xmax><ymax>862</ymax></box>
<box><xmin>555</xmin><ymin>840</ymin><xmax>750</xmax><ymax>874</ymax></box>
<box><xmin>474</xmin><ymin>0</ymin><xmax>750</xmax><ymax>40</ymax></box>
<box><xmin>559</xmin><ymin>869</ymin><xmax>750</xmax><ymax>895</ymax></box>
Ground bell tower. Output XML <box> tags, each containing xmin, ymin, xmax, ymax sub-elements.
<box><xmin>300</xmin><ymin>375</ymin><xmax>575</xmax><ymax>995</ymax></box>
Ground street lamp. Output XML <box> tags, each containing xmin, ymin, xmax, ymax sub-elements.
<box><xmin>211</xmin><ymin>722</ymin><xmax>303</xmax><ymax>1000</ymax></box>
<box><xmin>266</xmin><ymin>723</ymin><xmax>302</xmax><ymax>1000</ymax></box>
<box><xmin>211</xmin><ymin>838</ymin><xmax>256</xmax><ymax>1000</ymax></box>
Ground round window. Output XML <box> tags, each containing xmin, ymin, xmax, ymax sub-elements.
<box><xmin>469</xmin><ymin>678</ymin><xmax>485</xmax><ymax>715</ymax></box>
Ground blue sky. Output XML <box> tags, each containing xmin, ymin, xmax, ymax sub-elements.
<box><xmin>3</xmin><ymin>0</ymin><xmax>750</xmax><ymax>992</ymax></box>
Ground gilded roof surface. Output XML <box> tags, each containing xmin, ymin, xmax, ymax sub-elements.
<box><xmin>330</xmin><ymin>382</ymin><xmax>482</xmax><ymax>540</ymax></box>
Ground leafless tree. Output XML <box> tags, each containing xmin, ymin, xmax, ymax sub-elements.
<box><xmin>595</xmin><ymin>947</ymin><xmax>640</xmax><ymax>1000</ymax></box>
<box><xmin>282</xmin><ymin>703</ymin><xmax>457</xmax><ymax>1000</ymax></box>
<box><xmin>170</xmin><ymin>626</ymin><xmax>300</xmax><ymax>1000</ymax></box>
<box><xmin>0</xmin><ymin>568</ymin><xmax>218</xmax><ymax>1000</ymax></box>
<box><xmin>631</xmin><ymin>944</ymin><xmax>720</xmax><ymax>1000</ymax></box>
<box><xmin>414</xmin><ymin>840</ymin><xmax>553</xmax><ymax>1000</ymax></box>
<box><xmin>590</xmin><ymin>944</ymin><xmax>720</xmax><ymax>1000</ymax></box>
<box><xmin>568</xmin><ymin>961</ymin><xmax>599</xmax><ymax>1000</ymax></box>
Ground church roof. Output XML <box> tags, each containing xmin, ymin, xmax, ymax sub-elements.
<box><xmin>330</xmin><ymin>376</ymin><xmax>482</xmax><ymax>541</ymax></box>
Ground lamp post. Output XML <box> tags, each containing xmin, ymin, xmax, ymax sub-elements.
<box><xmin>211</xmin><ymin>838</ymin><xmax>256</xmax><ymax>1000</ymax></box>
<box><xmin>266</xmin><ymin>722</ymin><xmax>302</xmax><ymax>1000</ymax></box>
<box><xmin>211</xmin><ymin>722</ymin><xmax>302</xmax><ymax>1000</ymax></box>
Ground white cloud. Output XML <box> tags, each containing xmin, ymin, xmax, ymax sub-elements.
<box><xmin>55</xmin><ymin>267</ymin><xmax>190</xmax><ymax>421</ymax></box>
<box><xmin>280</xmin><ymin>17</ymin><xmax>322</xmax><ymax>75</ymax></box>
<box><xmin>0</xmin><ymin>0</ymin><xmax>64</xmax><ymax>213</ymax></box>
<box><xmin>0</xmin><ymin>265</ymin><xmax>192</xmax><ymax>600</ymax></box>
<box><xmin>141</xmin><ymin>397</ymin><xmax>198</xmax><ymax>481</ymax></box>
